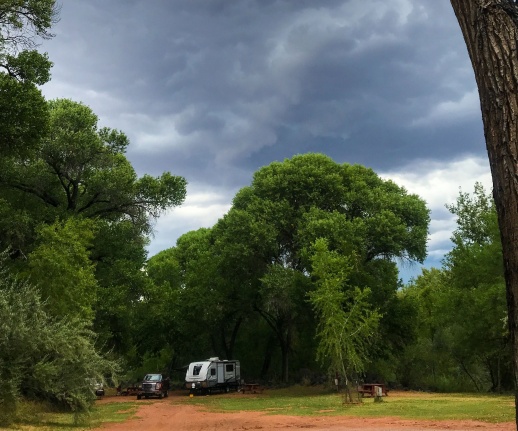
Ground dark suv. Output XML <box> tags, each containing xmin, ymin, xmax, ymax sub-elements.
<box><xmin>137</xmin><ymin>373</ymin><xmax>169</xmax><ymax>399</ymax></box>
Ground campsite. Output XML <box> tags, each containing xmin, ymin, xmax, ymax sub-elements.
<box><xmin>4</xmin><ymin>1</ymin><xmax>518</xmax><ymax>430</ymax></box>
<box><xmin>4</xmin><ymin>387</ymin><xmax>514</xmax><ymax>431</ymax></box>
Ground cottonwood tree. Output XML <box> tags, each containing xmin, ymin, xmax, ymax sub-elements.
<box><xmin>400</xmin><ymin>186</ymin><xmax>509</xmax><ymax>393</ymax></box>
<box><xmin>226</xmin><ymin>153</ymin><xmax>429</xmax><ymax>382</ymax></box>
<box><xmin>443</xmin><ymin>184</ymin><xmax>509</xmax><ymax>392</ymax></box>
<box><xmin>0</xmin><ymin>0</ymin><xmax>57</xmax><ymax>157</ymax></box>
<box><xmin>0</xmin><ymin>99</ymin><xmax>187</xmax><ymax>258</ymax></box>
<box><xmin>144</xmin><ymin>229</ymin><xmax>218</xmax><ymax>367</ymax></box>
<box><xmin>0</xmin><ymin>98</ymin><xmax>187</xmax><ymax>256</ymax></box>
<box><xmin>450</xmin><ymin>1</ymin><xmax>518</xmax><ymax>424</ymax></box>
<box><xmin>0</xmin><ymin>98</ymin><xmax>187</xmax><ymax>353</ymax></box>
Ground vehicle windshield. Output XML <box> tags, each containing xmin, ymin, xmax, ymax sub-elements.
<box><xmin>144</xmin><ymin>374</ymin><xmax>161</xmax><ymax>382</ymax></box>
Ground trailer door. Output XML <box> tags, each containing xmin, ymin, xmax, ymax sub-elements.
<box><xmin>217</xmin><ymin>363</ymin><xmax>225</xmax><ymax>383</ymax></box>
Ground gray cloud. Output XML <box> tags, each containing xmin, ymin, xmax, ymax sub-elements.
<box><xmin>40</xmin><ymin>1</ymin><xmax>489</xmax><ymax>277</ymax></box>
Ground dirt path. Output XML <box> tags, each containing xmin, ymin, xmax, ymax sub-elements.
<box><xmin>94</xmin><ymin>394</ymin><xmax>515</xmax><ymax>431</ymax></box>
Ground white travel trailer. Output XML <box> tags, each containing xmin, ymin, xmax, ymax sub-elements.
<box><xmin>185</xmin><ymin>357</ymin><xmax>241</xmax><ymax>394</ymax></box>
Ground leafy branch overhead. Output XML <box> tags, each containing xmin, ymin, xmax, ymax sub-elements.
<box><xmin>0</xmin><ymin>1</ymin><xmax>58</xmax><ymax>159</ymax></box>
<box><xmin>0</xmin><ymin>99</ymin><xmax>187</xmax><ymax>228</ymax></box>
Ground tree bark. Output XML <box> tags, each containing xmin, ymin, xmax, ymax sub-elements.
<box><xmin>450</xmin><ymin>1</ymin><xmax>518</xmax><ymax>427</ymax></box>
<box><xmin>220</xmin><ymin>317</ymin><xmax>242</xmax><ymax>359</ymax></box>
<box><xmin>255</xmin><ymin>307</ymin><xmax>293</xmax><ymax>383</ymax></box>
<box><xmin>260</xmin><ymin>334</ymin><xmax>276</xmax><ymax>379</ymax></box>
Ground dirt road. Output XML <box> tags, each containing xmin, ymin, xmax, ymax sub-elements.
<box><xmin>94</xmin><ymin>393</ymin><xmax>515</xmax><ymax>431</ymax></box>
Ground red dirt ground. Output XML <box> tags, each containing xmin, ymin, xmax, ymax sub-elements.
<box><xmin>93</xmin><ymin>391</ymin><xmax>516</xmax><ymax>431</ymax></box>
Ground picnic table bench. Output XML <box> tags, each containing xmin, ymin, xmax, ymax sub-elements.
<box><xmin>357</xmin><ymin>383</ymin><xmax>388</xmax><ymax>397</ymax></box>
<box><xmin>119</xmin><ymin>386</ymin><xmax>140</xmax><ymax>396</ymax></box>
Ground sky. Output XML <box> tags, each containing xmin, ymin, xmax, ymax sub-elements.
<box><xmin>39</xmin><ymin>1</ymin><xmax>493</xmax><ymax>282</ymax></box>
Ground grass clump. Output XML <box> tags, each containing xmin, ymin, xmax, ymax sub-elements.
<box><xmin>0</xmin><ymin>399</ymin><xmax>138</xmax><ymax>430</ymax></box>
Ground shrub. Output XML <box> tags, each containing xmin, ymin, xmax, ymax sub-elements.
<box><xmin>0</xmin><ymin>252</ymin><xmax>118</xmax><ymax>425</ymax></box>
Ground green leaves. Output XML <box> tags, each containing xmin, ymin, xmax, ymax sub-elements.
<box><xmin>0</xmin><ymin>73</ymin><xmax>49</xmax><ymax>157</ymax></box>
<box><xmin>0</xmin><ymin>95</ymin><xmax>187</xmax><ymax>370</ymax></box>
<box><xmin>199</xmin><ymin>153</ymin><xmax>429</xmax><ymax>382</ymax></box>
<box><xmin>136</xmin><ymin>172</ymin><xmax>187</xmax><ymax>216</ymax></box>
<box><xmin>0</xmin><ymin>252</ymin><xmax>118</xmax><ymax>425</ymax></box>
<box><xmin>0</xmin><ymin>1</ymin><xmax>55</xmax><ymax>158</ymax></box>
<box><xmin>308</xmin><ymin>238</ymin><xmax>381</xmax><ymax>384</ymax></box>
<box><xmin>445</xmin><ymin>183</ymin><xmax>503</xmax><ymax>288</ymax></box>
<box><xmin>0</xmin><ymin>1</ymin><xmax>132</xmax><ymax>419</ymax></box>
<box><xmin>400</xmin><ymin>184</ymin><xmax>509</xmax><ymax>392</ymax></box>
<box><xmin>3</xmin><ymin>50</ymin><xmax>52</xmax><ymax>84</ymax></box>
<box><xmin>0</xmin><ymin>0</ymin><xmax>57</xmax><ymax>44</ymax></box>
<box><xmin>0</xmin><ymin>98</ymin><xmax>187</xmax><ymax>236</ymax></box>
<box><xmin>27</xmin><ymin>217</ymin><xmax>98</xmax><ymax>321</ymax></box>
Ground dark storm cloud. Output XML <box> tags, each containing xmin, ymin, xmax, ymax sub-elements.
<box><xmin>40</xmin><ymin>1</ymin><xmax>489</xmax><ymax>269</ymax></box>
<box><xmin>43</xmin><ymin>0</ymin><xmax>479</xmax><ymax>189</ymax></box>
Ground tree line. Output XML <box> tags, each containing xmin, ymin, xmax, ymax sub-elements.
<box><xmin>0</xmin><ymin>0</ymin><xmax>187</xmax><ymax>424</ymax></box>
<box><xmin>145</xmin><ymin>160</ymin><xmax>510</xmax><ymax>395</ymax></box>
<box><xmin>146</xmin><ymin>153</ymin><xmax>430</xmax><ymax>388</ymax></box>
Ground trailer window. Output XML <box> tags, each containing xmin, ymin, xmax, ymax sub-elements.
<box><xmin>226</xmin><ymin>364</ymin><xmax>234</xmax><ymax>372</ymax></box>
<box><xmin>210</xmin><ymin>368</ymin><xmax>216</xmax><ymax>376</ymax></box>
<box><xmin>193</xmin><ymin>365</ymin><xmax>203</xmax><ymax>376</ymax></box>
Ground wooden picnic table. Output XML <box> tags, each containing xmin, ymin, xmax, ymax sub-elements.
<box><xmin>241</xmin><ymin>383</ymin><xmax>263</xmax><ymax>394</ymax></box>
<box><xmin>357</xmin><ymin>383</ymin><xmax>388</xmax><ymax>397</ymax></box>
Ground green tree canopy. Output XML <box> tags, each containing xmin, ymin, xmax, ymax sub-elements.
<box><xmin>0</xmin><ymin>98</ymin><xmax>187</xmax><ymax>255</ymax></box>
<box><xmin>0</xmin><ymin>98</ymin><xmax>187</xmax><ymax>358</ymax></box>
<box><xmin>401</xmin><ymin>184</ymin><xmax>510</xmax><ymax>392</ymax></box>
<box><xmin>444</xmin><ymin>182</ymin><xmax>503</xmax><ymax>288</ymax></box>
<box><xmin>210</xmin><ymin>153</ymin><xmax>429</xmax><ymax>382</ymax></box>
<box><xmin>26</xmin><ymin>217</ymin><xmax>98</xmax><ymax>321</ymax></box>
<box><xmin>443</xmin><ymin>184</ymin><xmax>509</xmax><ymax>391</ymax></box>
<box><xmin>0</xmin><ymin>0</ymin><xmax>57</xmax><ymax>157</ymax></box>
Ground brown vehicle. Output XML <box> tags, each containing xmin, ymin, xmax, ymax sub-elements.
<box><xmin>137</xmin><ymin>374</ymin><xmax>169</xmax><ymax>399</ymax></box>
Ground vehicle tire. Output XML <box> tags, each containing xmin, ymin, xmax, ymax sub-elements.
<box><xmin>164</xmin><ymin>391</ymin><xmax>169</xmax><ymax>398</ymax></box>
<box><xmin>137</xmin><ymin>394</ymin><xmax>142</xmax><ymax>400</ymax></box>
<box><xmin>225</xmin><ymin>386</ymin><xmax>230</xmax><ymax>393</ymax></box>
<box><xmin>158</xmin><ymin>393</ymin><xmax>163</xmax><ymax>399</ymax></box>
<box><xmin>145</xmin><ymin>395</ymin><xmax>149</xmax><ymax>399</ymax></box>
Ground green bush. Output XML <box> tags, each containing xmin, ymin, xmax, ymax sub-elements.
<box><xmin>0</xmin><ymin>252</ymin><xmax>118</xmax><ymax>425</ymax></box>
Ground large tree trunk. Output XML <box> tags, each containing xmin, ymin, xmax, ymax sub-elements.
<box><xmin>220</xmin><ymin>317</ymin><xmax>242</xmax><ymax>359</ymax></box>
<box><xmin>260</xmin><ymin>334</ymin><xmax>276</xmax><ymax>379</ymax></box>
<box><xmin>450</xmin><ymin>1</ymin><xmax>518</xmax><ymax>427</ymax></box>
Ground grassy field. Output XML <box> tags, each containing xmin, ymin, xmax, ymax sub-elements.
<box><xmin>0</xmin><ymin>400</ymin><xmax>138</xmax><ymax>431</ymax></box>
<box><xmin>0</xmin><ymin>386</ymin><xmax>514</xmax><ymax>429</ymax></box>
<box><xmin>185</xmin><ymin>386</ymin><xmax>515</xmax><ymax>423</ymax></box>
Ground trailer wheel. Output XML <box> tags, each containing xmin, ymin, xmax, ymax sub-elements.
<box><xmin>137</xmin><ymin>394</ymin><xmax>142</xmax><ymax>400</ymax></box>
<box><xmin>225</xmin><ymin>386</ymin><xmax>230</xmax><ymax>393</ymax></box>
